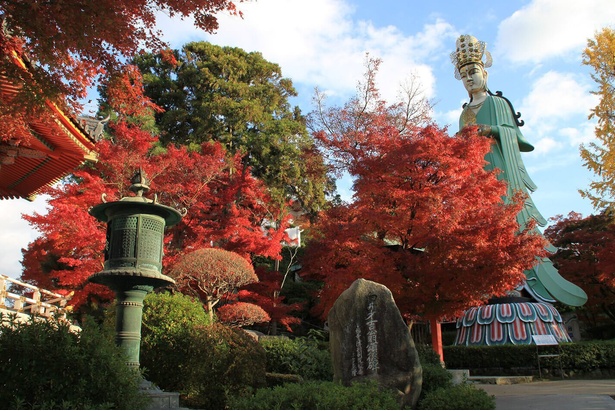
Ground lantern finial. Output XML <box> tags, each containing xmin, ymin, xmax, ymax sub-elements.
<box><xmin>129</xmin><ymin>167</ymin><xmax>150</xmax><ymax>197</ymax></box>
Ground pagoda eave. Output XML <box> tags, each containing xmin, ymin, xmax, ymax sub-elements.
<box><xmin>0</xmin><ymin>47</ymin><xmax>99</xmax><ymax>201</ymax></box>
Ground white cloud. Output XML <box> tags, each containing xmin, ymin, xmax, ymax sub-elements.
<box><xmin>521</xmin><ymin>71</ymin><xmax>596</xmax><ymax>124</ymax></box>
<box><xmin>162</xmin><ymin>0</ymin><xmax>363</xmax><ymax>95</ymax></box>
<box><xmin>0</xmin><ymin>196</ymin><xmax>47</xmax><ymax>279</ymax></box>
<box><xmin>530</xmin><ymin>136</ymin><xmax>562</xmax><ymax>156</ymax></box>
<box><xmin>154</xmin><ymin>12</ymin><xmax>210</xmax><ymax>47</ymax></box>
<box><xmin>495</xmin><ymin>0</ymin><xmax>615</xmax><ymax>64</ymax></box>
<box><xmin>158</xmin><ymin>0</ymin><xmax>455</xmax><ymax>104</ymax></box>
<box><xmin>561</xmin><ymin>123</ymin><xmax>597</xmax><ymax>147</ymax></box>
<box><xmin>439</xmin><ymin>106</ymin><xmax>463</xmax><ymax>129</ymax></box>
<box><xmin>521</xmin><ymin>71</ymin><xmax>597</xmax><ymax>158</ymax></box>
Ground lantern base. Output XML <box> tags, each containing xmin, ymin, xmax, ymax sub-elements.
<box><xmin>140</xmin><ymin>379</ymin><xmax>180</xmax><ymax>410</ymax></box>
<box><xmin>88</xmin><ymin>267</ymin><xmax>175</xmax><ymax>290</ymax></box>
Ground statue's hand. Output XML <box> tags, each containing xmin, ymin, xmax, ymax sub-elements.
<box><xmin>477</xmin><ymin>125</ymin><xmax>492</xmax><ymax>136</ymax></box>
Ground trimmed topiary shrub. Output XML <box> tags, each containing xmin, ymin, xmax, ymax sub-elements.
<box><xmin>169</xmin><ymin>247</ymin><xmax>258</xmax><ymax>320</ymax></box>
<box><xmin>417</xmin><ymin>384</ymin><xmax>496</xmax><ymax>410</ymax></box>
<box><xmin>0</xmin><ymin>315</ymin><xmax>148</xmax><ymax>409</ymax></box>
<box><xmin>141</xmin><ymin>290</ymin><xmax>212</xmax><ymax>331</ymax></box>
<box><xmin>229</xmin><ymin>379</ymin><xmax>400</xmax><ymax>409</ymax></box>
<box><xmin>260</xmin><ymin>336</ymin><xmax>333</xmax><ymax>381</ymax></box>
<box><xmin>138</xmin><ymin>292</ymin><xmax>267</xmax><ymax>409</ymax></box>
<box><xmin>558</xmin><ymin>341</ymin><xmax>615</xmax><ymax>374</ymax></box>
<box><xmin>217</xmin><ymin>301</ymin><xmax>271</xmax><ymax>328</ymax></box>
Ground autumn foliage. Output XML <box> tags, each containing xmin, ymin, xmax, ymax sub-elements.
<box><xmin>301</xmin><ymin>58</ymin><xmax>546</xmax><ymax>321</ymax></box>
<box><xmin>580</xmin><ymin>28</ymin><xmax>615</xmax><ymax>213</ymax></box>
<box><xmin>545</xmin><ymin>211</ymin><xmax>615</xmax><ymax>330</ymax></box>
<box><xmin>21</xmin><ymin>122</ymin><xmax>289</xmax><ymax>309</ymax></box>
<box><xmin>238</xmin><ymin>266</ymin><xmax>304</xmax><ymax>332</ymax></box>
<box><xmin>169</xmin><ymin>248</ymin><xmax>258</xmax><ymax>318</ymax></box>
<box><xmin>303</xmin><ymin>127</ymin><xmax>544</xmax><ymax>321</ymax></box>
<box><xmin>0</xmin><ymin>0</ymin><xmax>242</xmax><ymax>114</ymax></box>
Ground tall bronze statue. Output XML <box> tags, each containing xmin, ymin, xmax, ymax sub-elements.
<box><xmin>452</xmin><ymin>35</ymin><xmax>587</xmax><ymax>308</ymax></box>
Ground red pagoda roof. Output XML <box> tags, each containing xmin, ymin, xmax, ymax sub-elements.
<box><xmin>0</xmin><ymin>51</ymin><xmax>98</xmax><ymax>201</ymax></box>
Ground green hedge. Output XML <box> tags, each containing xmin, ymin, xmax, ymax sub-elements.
<box><xmin>418</xmin><ymin>384</ymin><xmax>496</xmax><ymax>410</ymax></box>
<box><xmin>444</xmin><ymin>341</ymin><xmax>615</xmax><ymax>377</ymax></box>
<box><xmin>0</xmin><ymin>315</ymin><xmax>147</xmax><ymax>409</ymax></box>
<box><xmin>228</xmin><ymin>379</ymin><xmax>401</xmax><ymax>409</ymax></box>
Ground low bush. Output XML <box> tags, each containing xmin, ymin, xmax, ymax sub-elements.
<box><xmin>559</xmin><ymin>341</ymin><xmax>615</xmax><ymax>373</ymax></box>
<box><xmin>260</xmin><ymin>335</ymin><xmax>332</xmax><ymax>381</ymax></box>
<box><xmin>418</xmin><ymin>384</ymin><xmax>496</xmax><ymax>409</ymax></box>
<box><xmin>420</xmin><ymin>363</ymin><xmax>453</xmax><ymax>397</ymax></box>
<box><xmin>0</xmin><ymin>315</ymin><xmax>147</xmax><ymax>409</ymax></box>
<box><xmin>417</xmin><ymin>343</ymin><xmax>444</xmax><ymax>366</ymax></box>
<box><xmin>265</xmin><ymin>372</ymin><xmax>303</xmax><ymax>386</ymax></box>
<box><xmin>229</xmin><ymin>379</ymin><xmax>400</xmax><ymax>409</ymax></box>
<box><xmin>416</xmin><ymin>343</ymin><xmax>454</xmax><ymax>404</ymax></box>
<box><xmin>138</xmin><ymin>291</ymin><xmax>212</xmax><ymax>389</ymax></box>
<box><xmin>138</xmin><ymin>292</ymin><xmax>267</xmax><ymax>409</ymax></box>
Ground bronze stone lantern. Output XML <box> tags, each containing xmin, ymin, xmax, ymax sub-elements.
<box><xmin>88</xmin><ymin>168</ymin><xmax>182</xmax><ymax>370</ymax></box>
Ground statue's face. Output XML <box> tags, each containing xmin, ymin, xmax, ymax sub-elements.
<box><xmin>459</xmin><ymin>63</ymin><xmax>486</xmax><ymax>94</ymax></box>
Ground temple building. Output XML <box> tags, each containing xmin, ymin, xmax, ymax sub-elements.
<box><xmin>0</xmin><ymin>46</ymin><xmax>102</xmax><ymax>200</ymax></box>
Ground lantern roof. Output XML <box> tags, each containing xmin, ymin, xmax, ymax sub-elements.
<box><xmin>89</xmin><ymin>168</ymin><xmax>183</xmax><ymax>227</ymax></box>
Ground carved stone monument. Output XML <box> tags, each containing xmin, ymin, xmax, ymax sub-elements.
<box><xmin>328</xmin><ymin>278</ymin><xmax>422</xmax><ymax>408</ymax></box>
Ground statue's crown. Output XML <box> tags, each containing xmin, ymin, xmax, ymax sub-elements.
<box><xmin>450</xmin><ymin>34</ymin><xmax>492</xmax><ymax>80</ymax></box>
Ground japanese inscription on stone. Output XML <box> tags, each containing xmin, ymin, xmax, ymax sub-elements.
<box><xmin>351</xmin><ymin>294</ymin><xmax>379</xmax><ymax>376</ymax></box>
<box><xmin>366</xmin><ymin>295</ymin><xmax>379</xmax><ymax>372</ymax></box>
<box><xmin>328</xmin><ymin>278</ymin><xmax>423</xmax><ymax>408</ymax></box>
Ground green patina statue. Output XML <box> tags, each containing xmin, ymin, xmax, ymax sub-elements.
<box><xmin>452</xmin><ymin>34</ymin><xmax>587</xmax><ymax>307</ymax></box>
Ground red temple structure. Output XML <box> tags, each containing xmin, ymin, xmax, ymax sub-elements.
<box><xmin>0</xmin><ymin>46</ymin><xmax>100</xmax><ymax>201</ymax></box>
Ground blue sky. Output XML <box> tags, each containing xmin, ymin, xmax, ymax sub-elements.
<box><xmin>1</xmin><ymin>0</ymin><xmax>614</xmax><ymax>279</ymax></box>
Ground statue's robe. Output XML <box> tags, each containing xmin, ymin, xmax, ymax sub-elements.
<box><xmin>460</xmin><ymin>94</ymin><xmax>587</xmax><ymax>307</ymax></box>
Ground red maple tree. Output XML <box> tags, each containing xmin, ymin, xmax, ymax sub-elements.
<box><xmin>0</xmin><ymin>0</ymin><xmax>242</xmax><ymax>117</ymax></box>
<box><xmin>238</xmin><ymin>266</ymin><xmax>304</xmax><ymax>332</ymax></box>
<box><xmin>302</xmin><ymin>58</ymin><xmax>546</xmax><ymax>322</ymax></box>
<box><xmin>169</xmin><ymin>248</ymin><xmax>259</xmax><ymax>319</ymax></box>
<box><xmin>21</xmin><ymin>121</ymin><xmax>289</xmax><ymax>309</ymax></box>
<box><xmin>545</xmin><ymin>211</ymin><xmax>615</xmax><ymax>331</ymax></box>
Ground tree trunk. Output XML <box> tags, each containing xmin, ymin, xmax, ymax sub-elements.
<box><xmin>269</xmin><ymin>290</ymin><xmax>279</xmax><ymax>335</ymax></box>
<box><xmin>206</xmin><ymin>299</ymin><xmax>214</xmax><ymax>322</ymax></box>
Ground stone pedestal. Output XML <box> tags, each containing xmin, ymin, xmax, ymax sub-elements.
<box><xmin>447</xmin><ymin>369</ymin><xmax>470</xmax><ymax>385</ymax></box>
<box><xmin>140</xmin><ymin>380</ymin><xmax>180</xmax><ymax>410</ymax></box>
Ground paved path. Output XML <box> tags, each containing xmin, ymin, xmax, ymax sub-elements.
<box><xmin>478</xmin><ymin>379</ymin><xmax>615</xmax><ymax>410</ymax></box>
